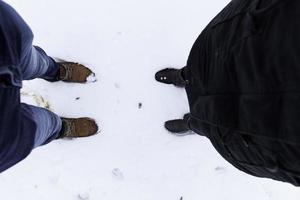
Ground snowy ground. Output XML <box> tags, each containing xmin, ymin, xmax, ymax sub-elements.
<box><xmin>1</xmin><ymin>0</ymin><xmax>300</xmax><ymax>199</ymax></box>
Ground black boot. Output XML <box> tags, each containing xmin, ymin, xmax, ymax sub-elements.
<box><xmin>155</xmin><ymin>68</ymin><xmax>188</xmax><ymax>87</ymax></box>
<box><xmin>164</xmin><ymin>114</ymin><xmax>193</xmax><ymax>136</ymax></box>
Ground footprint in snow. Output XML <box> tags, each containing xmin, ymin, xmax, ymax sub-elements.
<box><xmin>112</xmin><ymin>168</ymin><xmax>124</xmax><ymax>180</ymax></box>
<box><xmin>215</xmin><ymin>166</ymin><xmax>227</xmax><ymax>174</ymax></box>
<box><xmin>49</xmin><ymin>173</ymin><xmax>60</xmax><ymax>184</ymax></box>
<box><xmin>114</xmin><ymin>83</ymin><xmax>120</xmax><ymax>89</ymax></box>
<box><xmin>21</xmin><ymin>88</ymin><xmax>52</xmax><ymax>110</ymax></box>
<box><xmin>77</xmin><ymin>193</ymin><xmax>90</xmax><ymax>200</ymax></box>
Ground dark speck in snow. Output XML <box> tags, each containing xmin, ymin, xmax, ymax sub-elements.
<box><xmin>138</xmin><ymin>103</ymin><xmax>143</xmax><ymax>109</ymax></box>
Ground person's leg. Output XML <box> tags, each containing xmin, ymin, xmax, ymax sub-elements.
<box><xmin>0</xmin><ymin>1</ymin><xmax>59</xmax><ymax>83</ymax></box>
<box><xmin>155</xmin><ymin>66</ymin><xmax>194</xmax><ymax>135</ymax></box>
<box><xmin>20</xmin><ymin>44</ymin><xmax>95</xmax><ymax>83</ymax></box>
<box><xmin>2</xmin><ymin>1</ymin><xmax>98</xmax><ymax>150</ymax></box>
<box><xmin>21</xmin><ymin>103</ymin><xmax>62</xmax><ymax>148</ymax></box>
<box><xmin>20</xmin><ymin>46</ymin><xmax>60</xmax><ymax>82</ymax></box>
<box><xmin>21</xmin><ymin>103</ymin><xmax>99</xmax><ymax>148</ymax></box>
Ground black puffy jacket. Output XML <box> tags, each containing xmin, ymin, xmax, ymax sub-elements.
<box><xmin>185</xmin><ymin>0</ymin><xmax>300</xmax><ymax>186</ymax></box>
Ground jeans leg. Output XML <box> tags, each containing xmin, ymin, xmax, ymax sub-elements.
<box><xmin>0</xmin><ymin>1</ymin><xmax>59</xmax><ymax>82</ymax></box>
<box><xmin>1</xmin><ymin>1</ymin><xmax>62</xmax><ymax>149</ymax></box>
<box><xmin>20</xmin><ymin>46</ymin><xmax>59</xmax><ymax>81</ymax></box>
<box><xmin>21</xmin><ymin>103</ymin><xmax>62</xmax><ymax>148</ymax></box>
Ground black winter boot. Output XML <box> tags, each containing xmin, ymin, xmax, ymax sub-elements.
<box><xmin>155</xmin><ymin>68</ymin><xmax>188</xmax><ymax>87</ymax></box>
<box><xmin>164</xmin><ymin>114</ymin><xmax>193</xmax><ymax>136</ymax></box>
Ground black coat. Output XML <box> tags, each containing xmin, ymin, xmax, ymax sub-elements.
<box><xmin>185</xmin><ymin>0</ymin><xmax>300</xmax><ymax>186</ymax></box>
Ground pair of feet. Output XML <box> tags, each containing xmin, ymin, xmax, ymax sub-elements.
<box><xmin>57</xmin><ymin>66</ymin><xmax>190</xmax><ymax>137</ymax></box>
<box><xmin>54</xmin><ymin>62</ymin><xmax>98</xmax><ymax>138</ymax></box>
<box><xmin>155</xmin><ymin>68</ymin><xmax>192</xmax><ymax>135</ymax></box>
<box><xmin>57</xmin><ymin>65</ymin><xmax>191</xmax><ymax>137</ymax></box>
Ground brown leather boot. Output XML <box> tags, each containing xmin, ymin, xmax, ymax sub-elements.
<box><xmin>59</xmin><ymin>117</ymin><xmax>99</xmax><ymax>138</ymax></box>
<box><xmin>58</xmin><ymin>62</ymin><xmax>96</xmax><ymax>83</ymax></box>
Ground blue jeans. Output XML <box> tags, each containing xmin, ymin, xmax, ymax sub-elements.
<box><xmin>20</xmin><ymin>45</ymin><xmax>62</xmax><ymax>148</ymax></box>
<box><xmin>0</xmin><ymin>0</ymin><xmax>63</xmax><ymax>173</ymax></box>
<box><xmin>0</xmin><ymin>0</ymin><xmax>62</xmax><ymax>148</ymax></box>
<box><xmin>6</xmin><ymin>7</ymin><xmax>64</xmax><ymax>148</ymax></box>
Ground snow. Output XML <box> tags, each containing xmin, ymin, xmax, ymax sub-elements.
<box><xmin>1</xmin><ymin>0</ymin><xmax>300</xmax><ymax>199</ymax></box>
<box><xmin>86</xmin><ymin>73</ymin><xmax>97</xmax><ymax>83</ymax></box>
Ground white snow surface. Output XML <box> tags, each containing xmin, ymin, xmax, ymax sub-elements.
<box><xmin>1</xmin><ymin>0</ymin><xmax>300</xmax><ymax>199</ymax></box>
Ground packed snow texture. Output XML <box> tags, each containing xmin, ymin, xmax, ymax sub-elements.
<box><xmin>1</xmin><ymin>0</ymin><xmax>300</xmax><ymax>199</ymax></box>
